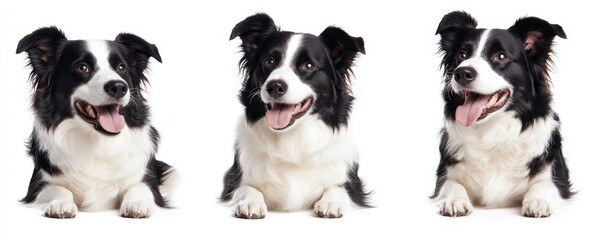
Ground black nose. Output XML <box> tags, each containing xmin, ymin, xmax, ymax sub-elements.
<box><xmin>104</xmin><ymin>80</ymin><xmax>128</xmax><ymax>99</ymax></box>
<box><xmin>454</xmin><ymin>67</ymin><xmax>477</xmax><ymax>86</ymax></box>
<box><xmin>266</xmin><ymin>80</ymin><xmax>288</xmax><ymax>98</ymax></box>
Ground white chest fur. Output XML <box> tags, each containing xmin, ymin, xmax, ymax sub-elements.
<box><xmin>237</xmin><ymin>116</ymin><xmax>358</xmax><ymax>211</ymax></box>
<box><xmin>445</xmin><ymin>112</ymin><xmax>558</xmax><ymax>207</ymax></box>
<box><xmin>35</xmin><ymin>117</ymin><xmax>155</xmax><ymax>210</ymax></box>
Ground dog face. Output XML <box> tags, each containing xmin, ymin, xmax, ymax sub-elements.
<box><xmin>436</xmin><ymin>12</ymin><xmax>566</xmax><ymax>128</ymax></box>
<box><xmin>17</xmin><ymin>27</ymin><xmax>161</xmax><ymax>134</ymax></box>
<box><xmin>231</xmin><ymin>14</ymin><xmax>365</xmax><ymax>131</ymax></box>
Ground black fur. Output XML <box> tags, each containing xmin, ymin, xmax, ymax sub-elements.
<box><xmin>220</xmin><ymin>147</ymin><xmax>243</xmax><ymax>202</ymax></box>
<box><xmin>344</xmin><ymin>163</ymin><xmax>371</xmax><ymax>207</ymax></box>
<box><xmin>432</xmin><ymin>11</ymin><xmax>572</xmax><ymax>200</ymax></box>
<box><xmin>17</xmin><ymin>26</ymin><xmax>172</xmax><ymax>208</ymax></box>
<box><xmin>430</xmin><ymin>130</ymin><xmax>459</xmax><ymax>199</ymax></box>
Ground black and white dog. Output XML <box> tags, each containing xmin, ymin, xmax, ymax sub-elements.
<box><xmin>432</xmin><ymin>11</ymin><xmax>573</xmax><ymax>217</ymax></box>
<box><xmin>17</xmin><ymin>27</ymin><xmax>178</xmax><ymax>218</ymax></box>
<box><xmin>221</xmin><ymin>13</ymin><xmax>370</xmax><ymax>219</ymax></box>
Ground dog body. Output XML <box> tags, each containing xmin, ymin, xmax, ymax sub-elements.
<box><xmin>17</xmin><ymin>27</ymin><xmax>177</xmax><ymax>218</ymax></box>
<box><xmin>221</xmin><ymin>14</ymin><xmax>370</xmax><ymax>219</ymax></box>
<box><xmin>432</xmin><ymin>12</ymin><xmax>572</xmax><ymax>217</ymax></box>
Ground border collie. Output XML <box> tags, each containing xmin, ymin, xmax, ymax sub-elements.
<box><xmin>220</xmin><ymin>13</ymin><xmax>370</xmax><ymax>219</ymax></box>
<box><xmin>431</xmin><ymin>11</ymin><xmax>573</xmax><ymax>217</ymax></box>
<box><xmin>17</xmin><ymin>27</ymin><xmax>178</xmax><ymax>218</ymax></box>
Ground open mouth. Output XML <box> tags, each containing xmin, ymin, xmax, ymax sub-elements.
<box><xmin>455</xmin><ymin>89</ymin><xmax>510</xmax><ymax>127</ymax></box>
<box><xmin>264</xmin><ymin>97</ymin><xmax>313</xmax><ymax>130</ymax></box>
<box><xmin>74</xmin><ymin>100</ymin><xmax>126</xmax><ymax>135</ymax></box>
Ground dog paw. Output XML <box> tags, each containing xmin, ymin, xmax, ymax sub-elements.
<box><xmin>234</xmin><ymin>200</ymin><xmax>267</xmax><ymax>219</ymax></box>
<box><xmin>314</xmin><ymin>200</ymin><xmax>343</xmax><ymax>218</ymax></box>
<box><xmin>522</xmin><ymin>199</ymin><xmax>552</xmax><ymax>218</ymax></box>
<box><xmin>44</xmin><ymin>200</ymin><xmax>78</xmax><ymax>219</ymax></box>
<box><xmin>439</xmin><ymin>198</ymin><xmax>473</xmax><ymax>217</ymax></box>
<box><xmin>120</xmin><ymin>200</ymin><xmax>154</xmax><ymax>218</ymax></box>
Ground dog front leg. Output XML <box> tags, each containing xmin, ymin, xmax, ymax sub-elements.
<box><xmin>314</xmin><ymin>185</ymin><xmax>351</xmax><ymax>218</ymax></box>
<box><xmin>120</xmin><ymin>183</ymin><xmax>155</xmax><ymax>218</ymax></box>
<box><xmin>36</xmin><ymin>185</ymin><xmax>78</xmax><ymax>219</ymax></box>
<box><xmin>232</xmin><ymin>186</ymin><xmax>267</xmax><ymax>219</ymax></box>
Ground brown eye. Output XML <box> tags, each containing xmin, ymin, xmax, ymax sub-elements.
<box><xmin>263</xmin><ymin>57</ymin><xmax>276</xmax><ymax>69</ymax></box>
<box><xmin>457</xmin><ymin>51</ymin><xmax>468</xmax><ymax>61</ymax></box>
<box><xmin>494</xmin><ymin>52</ymin><xmax>508</xmax><ymax>63</ymax></box>
<box><xmin>301</xmin><ymin>62</ymin><xmax>316</xmax><ymax>72</ymax></box>
<box><xmin>117</xmin><ymin>63</ymin><xmax>127</xmax><ymax>73</ymax></box>
<box><xmin>75</xmin><ymin>63</ymin><xmax>90</xmax><ymax>74</ymax></box>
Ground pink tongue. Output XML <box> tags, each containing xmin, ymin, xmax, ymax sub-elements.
<box><xmin>265</xmin><ymin>104</ymin><xmax>295</xmax><ymax>129</ymax></box>
<box><xmin>455</xmin><ymin>95</ymin><xmax>488</xmax><ymax>127</ymax></box>
<box><xmin>97</xmin><ymin>106</ymin><xmax>126</xmax><ymax>133</ymax></box>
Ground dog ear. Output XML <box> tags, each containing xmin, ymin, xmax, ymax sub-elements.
<box><xmin>320</xmin><ymin>26</ymin><xmax>365</xmax><ymax>87</ymax></box>
<box><xmin>436</xmin><ymin>11</ymin><xmax>478</xmax><ymax>35</ymax></box>
<box><xmin>16</xmin><ymin>26</ymin><xmax>67</xmax><ymax>87</ymax></box>
<box><xmin>436</xmin><ymin>11</ymin><xmax>478</xmax><ymax>54</ymax></box>
<box><xmin>229</xmin><ymin>13</ymin><xmax>278</xmax><ymax>55</ymax></box>
<box><xmin>115</xmin><ymin>33</ymin><xmax>162</xmax><ymax>71</ymax></box>
<box><xmin>509</xmin><ymin>17</ymin><xmax>566</xmax><ymax>58</ymax></box>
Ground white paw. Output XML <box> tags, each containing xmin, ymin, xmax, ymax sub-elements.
<box><xmin>120</xmin><ymin>200</ymin><xmax>155</xmax><ymax>218</ymax></box>
<box><xmin>44</xmin><ymin>200</ymin><xmax>78</xmax><ymax>219</ymax></box>
<box><xmin>234</xmin><ymin>200</ymin><xmax>267</xmax><ymax>219</ymax></box>
<box><xmin>314</xmin><ymin>200</ymin><xmax>343</xmax><ymax>218</ymax></box>
<box><xmin>522</xmin><ymin>199</ymin><xmax>552</xmax><ymax>218</ymax></box>
<box><xmin>439</xmin><ymin>198</ymin><xmax>473</xmax><ymax>217</ymax></box>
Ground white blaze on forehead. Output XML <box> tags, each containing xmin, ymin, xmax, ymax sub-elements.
<box><xmin>70</xmin><ymin>40</ymin><xmax>129</xmax><ymax>106</ymax></box>
<box><xmin>453</xmin><ymin>29</ymin><xmax>511</xmax><ymax>95</ymax></box>
<box><xmin>474</xmin><ymin>29</ymin><xmax>491</xmax><ymax>58</ymax></box>
<box><xmin>85</xmin><ymin>40</ymin><xmax>121</xmax><ymax>81</ymax></box>
<box><xmin>282</xmin><ymin>34</ymin><xmax>304</xmax><ymax>69</ymax></box>
<box><xmin>261</xmin><ymin>34</ymin><xmax>315</xmax><ymax>104</ymax></box>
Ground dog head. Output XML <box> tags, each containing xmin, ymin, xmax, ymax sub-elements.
<box><xmin>436</xmin><ymin>11</ymin><xmax>565</xmax><ymax>128</ymax></box>
<box><xmin>231</xmin><ymin>13</ymin><xmax>364</xmax><ymax>132</ymax></box>
<box><xmin>17</xmin><ymin>26</ymin><xmax>161</xmax><ymax>135</ymax></box>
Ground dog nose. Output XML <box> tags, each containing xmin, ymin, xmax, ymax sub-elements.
<box><xmin>266</xmin><ymin>80</ymin><xmax>288</xmax><ymax>98</ymax></box>
<box><xmin>454</xmin><ymin>67</ymin><xmax>477</xmax><ymax>86</ymax></box>
<box><xmin>104</xmin><ymin>80</ymin><xmax>128</xmax><ymax>99</ymax></box>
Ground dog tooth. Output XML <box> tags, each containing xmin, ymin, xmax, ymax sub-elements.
<box><xmin>488</xmin><ymin>93</ymin><xmax>498</xmax><ymax>107</ymax></box>
<box><xmin>293</xmin><ymin>104</ymin><xmax>301</xmax><ymax>114</ymax></box>
<box><xmin>89</xmin><ymin>107</ymin><xmax>96</xmax><ymax>118</ymax></box>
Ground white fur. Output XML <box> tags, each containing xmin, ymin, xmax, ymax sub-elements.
<box><xmin>71</xmin><ymin>40</ymin><xmax>130</xmax><ymax>106</ymax></box>
<box><xmin>260</xmin><ymin>34</ymin><xmax>316</xmax><ymax>105</ymax></box>
<box><xmin>313</xmin><ymin>186</ymin><xmax>351</xmax><ymax>218</ymax></box>
<box><xmin>120</xmin><ymin>183</ymin><xmax>156</xmax><ymax>218</ymax></box>
<box><xmin>34</xmin><ymin>118</ymin><xmax>156</xmax><ymax>211</ymax></box>
<box><xmin>233</xmin><ymin>186</ymin><xmax>267</xmax><ymax>218</ymax></box>
<box><xmin>436</xmin><ymin>111</ymin><xmax>565</xmax><ymax>214</ymax></box>
<box><xmin>232</xmin><ymin>115</ymin><xmax>358</xmax><ymax>212</ymax></box>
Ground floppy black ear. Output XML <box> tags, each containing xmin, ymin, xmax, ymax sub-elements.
<box><xmin>320</xmin><ymin>26</ymin><xmax>365</xmax><ymax>85</ymax></box>
<box><xmin>229</xmin><ymin>13</ymin><xmax>278</xmax><ymax>56</ymax></box>
<box><xmin>509</xmin><ymin>17</ymin><xmax>566</xmax><ymax>59</ymax></box>
<box><xmin>115</xmin><ymin>33</ymin><xmax>162</xmax><ymax>75</ymax></box>
<box><xmin>16</xmin><ymin>26</ymin><xmax>67</xmax><ymax>86</ymax></box>
<box><xmin>436</xmin><ymin>11</ymin><xmax>478</xmax><ymax>55</ymax></box>
<box><xmin>436</xmin><ymin>11</ymin><xmax>478</xmax><ymax>35</ymax></box>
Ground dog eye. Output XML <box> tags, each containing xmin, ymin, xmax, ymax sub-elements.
<box><xmin>301</xmin><ymin>62</ymin><xmax>316</xmax><ymax>72</ymax></box>
<box><xmin>457</xmin><ymin>51</ymin><xmax>468</xmax><ymax>61</ymax></box>
<box><xmin>494</xmin><ymin>52</ymin><xmax>508</xmax><ymax>63</ymax></box>
<box><xmin>117</xmin><ymin>63</ymin><xmax>127</xmax><ymax>73</ymax></box>
<box><xmin>263</xmin><ymin>57</ymin><xmax>276</xmax><ymax>69</ymax></box>
<box><xmin>75</xmin><ymin>63</ymin><xmax>91</xmax><ymax>74</ymax></box>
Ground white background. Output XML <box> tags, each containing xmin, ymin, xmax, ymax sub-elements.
<box><xmin>1</xmin><ymin>0</ymin><xmax>589</xmax><ymax>239</ymax></box>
